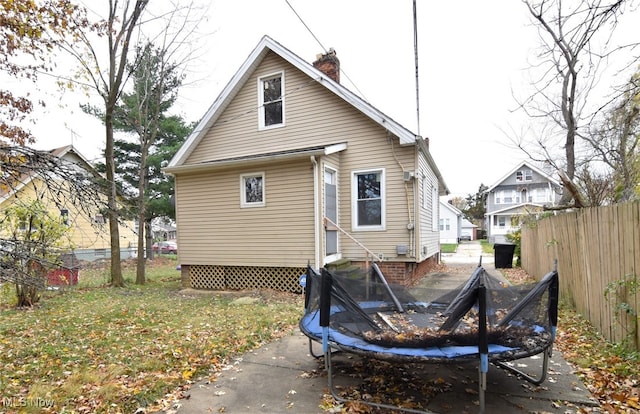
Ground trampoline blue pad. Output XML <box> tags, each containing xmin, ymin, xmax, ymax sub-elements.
<box><xmin>300</xmin><ymin>311</ymin><xmax>516</xmax><ymax>359</ymax></box>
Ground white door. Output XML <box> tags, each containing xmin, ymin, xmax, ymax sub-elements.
<box><xmin>324</xmin><ymin>167</ymin><xmax>339</xmax><ymax>262</ymax></box>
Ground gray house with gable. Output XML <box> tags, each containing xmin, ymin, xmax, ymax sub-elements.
<box><xmin>484</xmin><ymin>161</ymin><xmax>562</xmax><ymax>243</ymax></box>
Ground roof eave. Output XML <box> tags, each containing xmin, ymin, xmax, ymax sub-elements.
<box><xmin>168</xmin><ymin>35</ymin><xmax>418</xmax><ymax>169</ymax></box>
<box><xmin>164</xmin><ymin>143</ymin><xmax>347</xmax><ymax>175</ymax></box>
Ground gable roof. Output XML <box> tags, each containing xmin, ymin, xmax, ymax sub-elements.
<box><xmin>169</xmin><ymin>35</ymin><xmax>419</xmax><ymax>168</ymax></box>
<box><xmin>461</xmin><ymin>218</ymin><xmax>477</xmax><ymax>228</ymax></box>
<box><xmin>485</xmin><ymin>161</ymin><xmax>562</xmax><ymax>193</ymax></box>
<box><xmin>0</xmin><ymin>145</ymin><xmax>100</xmax><ymax>202</ymax></box>
<box><xmin>439</xmin><ymin>200</ymin><xmax>462</xmax><ymax>216</ymax></box>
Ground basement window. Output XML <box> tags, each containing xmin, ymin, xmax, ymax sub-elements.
<box><xmin>241</xmin><ymin>172</ymin><xmax>265</xmax><ymax>208</ymax></box>
<box><xmin>258</xmin><ymin>72</ymin><xmax>284</xmax><ymax>129</ymax></box>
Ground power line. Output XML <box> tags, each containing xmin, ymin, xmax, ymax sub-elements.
<box><xmin>413</xmin><ymin>0</ymin><xmax>421</xmax><ymax>136</ymax></box>
<box><xmin>283</xmin><ymin>0</ymin><xmax>368</xmax><ymax>100</ymax></box>
<box><xmin>284</xmin><ymin>0</ymin><xmax>327</xmax><ymax>55</ymax></box>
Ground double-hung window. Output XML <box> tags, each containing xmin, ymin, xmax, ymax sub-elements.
<box><xmin>516</xmin><ymin>169</ymin><xmax>533</xmax><ymax>182</ymax></box>
<box><xmin>258</xmin><ymin>72</ymin><xmax>284</xmax><ymax>129</ymax></box>
<box><xmin>241</xmin><ymin>172</ymin><xmax>265</xmax><ymax>208</ymax></box>
<box><xmin>352</xmin><ymin>169</ymin><xmax>385</xmax><ymax>230</ymax></box>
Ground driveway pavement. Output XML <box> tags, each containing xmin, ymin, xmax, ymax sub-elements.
<box><xmin>162</xmin><ymin>241</ymin><xmax>599</xmax><ymax>413</ymax></box>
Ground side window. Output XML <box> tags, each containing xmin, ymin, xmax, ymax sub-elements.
<box><xmin>258</xmin><ymin>72</ymin><xmax>284</xmax><ymax>129</ymax></box>
<box><xmin>352</xmin><ymin>169</ymin><xmax>384</xmax><ymax>230</ymax></box>
<box><xmin>431</xmin><ymin>184</ymin><xmax>438</xmax><ymax>231</ymax></box>
<box><xmin>241</xmin><ymin>172</ymin><xmax>265</xmax><ymax>208</ymax></box>
<box><xmin>60</xmin><ymin>208</ymin><xmax>69</xmax><ymax>226</ymax></box>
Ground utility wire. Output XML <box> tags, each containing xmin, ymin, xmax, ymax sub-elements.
<box><xmin>285</xmin><ymin>0</ymin><xmax>327</xmax><ymax>55</ymax></box>
<box><xmin>413</xmin><ymin>0</ymin><xmax>421</xmax><ymax>136</ymax></box>
<box><xmin>284</xmin><ymin>0</ymin><xmax>368</xmax><ymax>100</ymax></box>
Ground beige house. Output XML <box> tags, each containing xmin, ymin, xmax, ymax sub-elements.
<box><xmin>0</xmin><ymin>145</ymin><xmax>138</xmax><ymax>261</ymax></box>
<box><xmin>165</xmin><ymin>36</ymin><xmax>448</xmax><ymax>292</ymax></box>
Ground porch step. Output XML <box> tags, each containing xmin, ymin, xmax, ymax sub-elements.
<box><xmin>325</xmin><ymin>258</ymin><xmax>362</xmax><ymax>279</ymax></box>
<box><xmin>325</xmin><ymin>258</ymin><xmax>352</xmax><ymax>270</ymax></box>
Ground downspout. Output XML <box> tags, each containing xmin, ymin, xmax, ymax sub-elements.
<box><xmin>311</xmin><ymin>156</ymin><xmax>320</xmax><ymax>269</ymax></box>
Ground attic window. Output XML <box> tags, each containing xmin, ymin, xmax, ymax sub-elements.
<box><xmin>516</xmin><ymin>169</ymin><xmax>532</xmax><ymax>182</ymax></box>
<box><xmin>258</xmin><ymin>72</ymin><xmax>284</xmax><ymax>129</ymax></box>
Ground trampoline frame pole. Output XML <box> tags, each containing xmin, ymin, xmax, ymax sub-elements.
<box><xmin>478</xmin><ymin>282</ymin><xmax>488</xmax><ymax>413</ymax></box>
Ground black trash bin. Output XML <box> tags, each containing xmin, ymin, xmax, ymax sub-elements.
<box><xmin>494</xmin><ymin>243</ymin><xmax>516</xmax><ymax>268</ymax></box>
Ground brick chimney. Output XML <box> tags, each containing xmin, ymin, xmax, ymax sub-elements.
<box><xmin>312</xmin><ymin>48</ymin><xmax>340</xmax><ymax>83</ymax></box>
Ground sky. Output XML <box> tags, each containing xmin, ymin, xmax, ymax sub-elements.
<box><xmin>24</xmin><ymin>0</ymin><xmax>639</xmax><ymax>197</ymax></box>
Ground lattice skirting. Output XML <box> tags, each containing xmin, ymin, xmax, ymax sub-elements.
<box><xmin>188</xmin><ymin>265</ymin><xmax>305</xmax><ymax>293</ymax></box>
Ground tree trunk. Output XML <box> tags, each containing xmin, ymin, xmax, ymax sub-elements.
<box><xmin>135</xmin><ymin>147</ymin><xmax>150</xmax><ymax>284</ymax></box>
<box><xmin>105</xmin><ymin>112</ymin><xmax>124</xmax><ymax>287</ymax></box>
<box><xmin>145</xmin><ymin>220</ymin><xmax>154</xmax><ymax>260</ymax></box>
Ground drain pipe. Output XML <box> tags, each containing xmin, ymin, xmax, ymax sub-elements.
<box><xmin>311</xmin><ymin>156</ymin><xmax>320</xmax><ymax>269</ymax></box>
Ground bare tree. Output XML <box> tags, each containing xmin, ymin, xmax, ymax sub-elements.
<box><xmin>585</xmin><ymin>71</ymin><xmax>640</xmax><ymax>201</ymax></box>
<box><xmin>59</xmin><ymin>0</ymin><xmax>150</xmax><ymax>287</ymax></box>
<box><xmin>515</xmin><ymin>0</ymin><xmax>636</xmax><ymax>207</ymax></box>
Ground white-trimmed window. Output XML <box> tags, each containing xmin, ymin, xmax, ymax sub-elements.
<box><xmin>532</xmin><ymin>187</ymin><xmax>550</xmax><ymax>203</ymax></box>
<box><xmin>439</xmin><ymin>218</ymin><xmax>450</xmax><ymax>231</ymax></box>
<box><xmin>516</xmin><ymin>169</ymin><xmax>533</xmax><ymax>182</ymax></box>
<box><xmin>258</xmin><ymin>72</ymin><xmax>284</xmax><ymax>129</ymax></box>
<box><xmin>241</xmin><ymin>172</ymin><xmax>265</xmax><ymax>208</ymax></box>
<box><xmin>352</xmin><ymin>169</ymin><xmax>385</xmax><ymax>230</ymax></box>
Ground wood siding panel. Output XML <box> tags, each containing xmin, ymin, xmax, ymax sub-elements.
<box><xmin>418</xmin><ymin>152</ymin><xmax>440</xmax><ymax>260</ymax></box>
<box><xmin>176</xmin><ymin>50</ymin><xmax>447</xmax><ymax>267</ymax></box>
<box><xmin>186</xmin><ymin>53</ymin><xmax>346</xmax><ymax>164</ymax></box>
<box><xmin>175</xmin><ymin>159</ymin><xmax>315</xmax><ymax>266</ymax></box>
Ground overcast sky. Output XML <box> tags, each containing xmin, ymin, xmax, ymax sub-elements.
<box><xmin>27</xmin><ymin>0</ymin><xmax>639</xmax><ymax>197</ymax></box>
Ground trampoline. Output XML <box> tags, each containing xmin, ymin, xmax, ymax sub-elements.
<box><xmin>299</xmin><ymin>262</ymin><xmax>559</xmax><ymax>413</ymax></box>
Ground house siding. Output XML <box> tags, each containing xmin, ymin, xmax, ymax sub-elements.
<box><xmin>418</xmin><ymin>151</ymin><xmax>440</xmax><ymax>261</ymax></box>
<box><xmin>170</xmin><ymin>39</ymin><xmax>449</xmax><ymax>288</ymax></box>
<box><xmin>0</xmin><ymin>176</ymin><xmax>138</xmax><ymax>260</ymax></box>
<box><xmin>485</xmin><ymin>162</ymin><xmax>562</xmax><ymax>243</ymax></box>
<box><xmin>337</xmin><ymin>128</ymin><xmax>417</xmax><ymax>263</ymax></box>
<box><xmin>186</xmin><ymin>53</ymin><xmax>342</xmax><ymax>164</ymax></box>
<box><xmin>175</xmin><ymin>158</ymin><xmax>316</xmax><ymax>267</ymax></box>
<box><xmin>439</xmin><ymin>202</ymin><xmax>461</xmax><ymax>244</ymax></box>
<box><xmin>178</xmin><ymin>51</ymin><xmax>422</xmax><ymax>267</ymax></box>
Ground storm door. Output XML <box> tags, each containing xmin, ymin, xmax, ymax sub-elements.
<box><xmin>324</xmin><ymin>167</ymin><xmax>339</xmax><ymax>259</ymax></box>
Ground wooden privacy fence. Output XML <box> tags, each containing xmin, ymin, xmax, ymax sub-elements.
<box><xmin>521</xmin><ymin>201</ymin><xmax>639</xmax><ymax>351</ymax></box>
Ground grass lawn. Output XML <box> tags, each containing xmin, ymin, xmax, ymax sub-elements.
<box><xmin>439</xmin><ymin>243</ymin><xmax>457</xmax><ymax>253</ymax></box>
<box><xmin>2</xmin><ymin>259</ymin><xmax>638</xmax><ymax>413</ymax></box>
<box><xmin>0</xmin><ymin>259</ymin><xmax>302</xmax><ymax>413</ymax></box>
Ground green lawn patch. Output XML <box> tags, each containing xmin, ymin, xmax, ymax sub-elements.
<box><xmin>0</xmin><ymin>260</ymin><xmax>302</xmax><ymax>413</ymax></box>
<box><xmin>480</xmin><ymin>239</ymin><xmax>493</xmax><ymax>254</ymax></box>
<box><xmin>440</xmin><ymin>244</ymin><xmax>458</xmax><ymax>253</ymax></box>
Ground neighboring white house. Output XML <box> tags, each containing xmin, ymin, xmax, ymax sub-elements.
<box><xmin>485</xmin><ymin>161</ymin><xmax>562</xmax><ymax>244</ymax></box>
<box><xmin>439</xmin><ymin>200</ymin><xmax>462</xmax><ymax>244</ymax></box>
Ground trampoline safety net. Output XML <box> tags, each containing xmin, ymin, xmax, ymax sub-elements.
<box><xmin>300</xmin><ymin>264</ymin><xmax>559</xmax><ymax>362</ymax></box>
